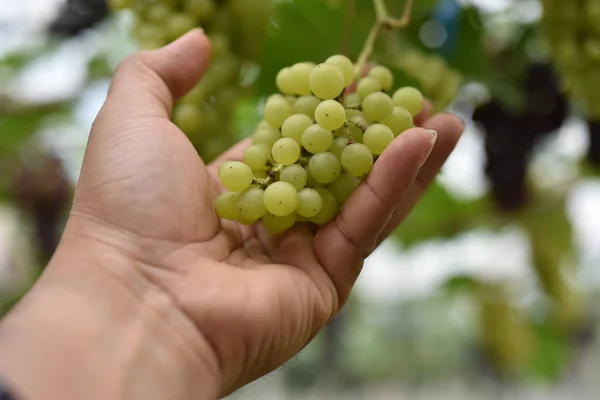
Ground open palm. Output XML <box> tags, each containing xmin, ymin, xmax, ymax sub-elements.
<box><xmin>65</xmin><ymin>30</ymin><xmax>463</xmax><ymax>396</ymax></box>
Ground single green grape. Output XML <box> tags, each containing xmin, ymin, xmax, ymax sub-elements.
<box><xmin>282</xmin><ymin>114</ymin><xmax>313</xmax><ymax>144</ymax></box>
<box><xmin>181</xmin><ymin>82</ymin><xmax>206</xmax><ymax>104</ymax></box>
<box><xmin>345</xmin><ymin>109</ymin><xmax>363</xmax><ymax>119</ymax></box>
<box><xmin>184</xmin><ymin>0</ymin><xmax>215</xmax><ymax>21</ymax></box>
<box><xmin>310</xmin><ymin>188</ymin><xmax>338</xmax><ymax>226</ymax></box>
<box><xmin>290</xmin><ymin>62</ymin><xmax>315</xmax><ymax>96</ymax></box>
<box><xmin>306</xmin><ymin>167</ymin><xmax>326</xmax><ymax>187</ymax></box>
<box><xmin>344</xmin><ymin>93</ymin><xmax>361</xmax><ymax>107</ymax></box>
<box><xmin>166</xmin><ymin>13</ymin><xmax>197</xmax><ymax>41</ymax></box>
<box><xmin>382</xmin><ymin>107</ymin><xmax>414</xmax><ymax>136</ymax></box>
<box><xmin>258</xmin><ymin>119</ymin><xmax>275</xmax><ymax>131</ymax></box>
<box><xmin>209</xmin><ymin>7</ymin><xmax>234</xmax><ymax>36</ymax></box>
<box><xmin>333</xmin><ymin>124</ymin><xmax>348</xmax><ymax>138</ymax></box>
<box><xmin>309</xmin><ymin>63</ymin><xmax>345</xmax><ymax>100</ymax></box>
<box><xmin>262</xmin><ymin>212</ymin><xmax>297</xmax><ymax>234</ymax></box>
<box><xmin>302</xmin><ymin>124</ymin><xmax>334</xmax><ymax>154</ymax></box>
<box><xmin>293</xmin><ymin>96</ymin><xmax>321</xmax><ymax>119</ymax></box>
<box><xmin>392</xmin><ymin>87</ymin><xmax>424</xmax><ymax>116</ymax></box>
<box><xmin>243</xmin><ymin>145</ymin><xmax>270</xmax><ymax>170</ymax></box>
<box><xmin>237</xmin><ymin>187</ymin><xmax>266</xmax><ymax>220</ymax></box>
<box><xmin>315</xmin><ymin>100</ymin><xmax>346</xmax><ymax>130</ymax></box>
<box><xmin>368</xmin><ymin>65</ymin><xmax>394</xmax><ymax>91</ymax></box>
<box><xmin>130</xmin><ymin>0</ymin><xmax>149</xmax><ymax>17</ymax></box>
<box><xmin>280</xmin><ymin>164</ymin><xmax>308</xmax><ymax>190</ymax></box>
<box><xmin>110</xmin><ymin>0</ymin><xmax>132</xmax><ymax>9</ymax></box>
<box><xmin>362</xmin><ymin>92</ymin><xmax>393</xmax><ymax>122</ymax></box>
<box><xmin>138</xmin><ymin>39</ymin><xmax>166</xmax><ymax>51</ymax></box>
<box><xmin>208</xmin><ymin>34</ymin><xmax>229</xmax><ymax>59</ymax></box>
<box><xmin>308</xmin><ymin>152</ymin><xmax>342</xmax><ymax>184</ymax></box>
<box><xmin>329</xmin><ymin>136</ymin><xmax>349</xmax><ymax>157</ymax></box>
<box><xmin>264</xmin><ymin>182</ymin><xmax>299</xmax><ymax>216</ymax></box>
<box><xmin>328</xmin><ymin>174</ymin><xmax>361</xmax><ymax>204</ymax></box>
<box><xmin>586</xmin><ymin>0</ymin><xmax>600</xmax><ymax>21</ymax></box>
<box><xmin>203</xmin><ymin>56</ymin><xmax>239</xmax><ymax>88</ymax></box>
<box><xmin>218</xmin><ymin>161</ymin><xmax>253</xmax><ymax>192</ymax></box>
<box><xmin>253</xmin><ymin>170</ymin><xmax>268</xmax><ymax>179</ymax></box>
<box><xmin>363</xmin><ymin>124</ymin><xmax>394</xmax><ymax>155</ymax></box>
<box><xmin>215</xmin><ymin>192</ymin><xmax>239</xmax><ymax>220</ymax></box>
<box><xmin>325</xmin><ymin>54</ymin><xmax>354</xmax><ymax>86</ymax></box>
<box><xmin>272</xmin><ymin>138</ymin><xmax>301</xmax><ymax>165</ymax></box>
<box><xmin>264</xmin><ymin>95</ymin><xmax>294</xmax><ymax>129</ymax></box>
<box><xmin>296</xmin><ymin>188</ymin><xmax>323</xmax><ymax>218</ymax></box>
<box><xmin>253</xmin><ymin>124</ymin><xmax>281</xmax><ymax>148</ymax></box>
<box><xmin>357</xmin><ymin>77</ymin><xmax>382</xmax><ymax>100</ymax></box>
<box><xmin>265</xmin><ymin>92</ymin><xmax>288</xmax><ymax>104</ymax></box>
<box><xmin>173</xmin><ymin>103</ymin><xmax>202</xmax><ymax>134</ymax></box>
<box><xmin>146</xmin><ymin>3</ymin><xmax>172</xmax><ymax>23</ymax></box>
<box><xmin>341</xmin><ymin>143</ymin><xmax>374</xmax><ymax>177</ymax></box>
<box><xmin>213</xmin><ymin>86</ymin><xmax>240</xmax><ymax>111</ymax></box>
<box><xmin>285</xmin><ymin>95</ymin><xmax>297</xmax><ymax>106</ymax></box>
<box><xmin>133</xmin><ymin>22</ymin><xmax>166</xmax><ymax>46</ymax></box>
<box><xmin>348</xmin><ymin>115</ymin><xmax>368</xmax><ymax>142</ymax></box>
<box><xmin>276</xmin><ymin>67</ymin><xmax>296</xmax><ymax>95</ymax></box>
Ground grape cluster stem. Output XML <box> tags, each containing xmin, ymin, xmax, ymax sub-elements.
<box><xmin>347</xmin><ymin>119</ymin><xmax>367</xmax><ymax>132</ymax></box>
<box><xmin>298</xmin><ymin>156</ymin><xmax>311</xmax><ymax>166</ymax></box>
<box><xmin>345</xmin><ymin>105</ymin><xmax>363</xmax><ymax>111</ymax></box>
<box><xmin>253</xmin><ymin>163</ymin><xmax>283</xmax><ymax>188</ymax></box>
<box><xmin>355</xmin><ymin>0</ymin><xmax>414</xmax><ymax>79</ymax></box>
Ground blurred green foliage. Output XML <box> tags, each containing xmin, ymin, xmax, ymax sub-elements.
<box><xmin>393</xmin><ymin>182</ymin><xmax>487</xmax><ymax>246</ymax></box>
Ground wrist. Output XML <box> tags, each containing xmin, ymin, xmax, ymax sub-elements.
<box><xmin>0</xmin><ymin>231</ymin><xmax>221</xmax><ymax>400</ymax></box>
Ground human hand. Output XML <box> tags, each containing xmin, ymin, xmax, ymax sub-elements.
<box><xmin>0</xmin><ymin>30</ymin><xmax>463</xmax><ymax>399</ymax></box>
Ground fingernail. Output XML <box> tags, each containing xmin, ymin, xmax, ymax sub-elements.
<box><xmin>427</xmin><ymin>129</ymin><xmax>438</xmax><ymax>143</ymax></box>
<box><xmin>181</xmin><ymin>28</ymin><xmax>205</xmax><ymax>40</ymax></box>
<box><xmin>421</xmin><ymin>130</ymin><xmax>437</xmax><ymax>166</ymax></box>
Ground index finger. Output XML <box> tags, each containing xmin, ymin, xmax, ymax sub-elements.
<box><xmin>313</xmin><ymin>128</ymin><xmax>437</xmax><ymax>298</ymax></box>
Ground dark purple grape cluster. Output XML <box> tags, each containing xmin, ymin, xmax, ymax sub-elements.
<box><xmin>473</xmin><ymin>63</ymin><xmax>568</xmax><ymax>211</ymax></box>
<box><xmin>48</xmin><ymin>0</ymin><xmax>109</xmax><ymax>37</ymax></box>
<box><xmin>588</xmin><ymin>122</ymin><xmax>600</xmax><ymax>166</ymax></box>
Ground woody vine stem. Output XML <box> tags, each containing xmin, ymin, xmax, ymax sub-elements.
<box><xmin>354</xmin><ymin>0</ymin><xmax>414</xmax><ymax>79</ymax></box>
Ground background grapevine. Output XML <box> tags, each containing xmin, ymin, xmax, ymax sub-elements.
<box><xmin>110</xmin><ymin>0</ymin><xmax>272</xmax><ymax>162</ymax></box>
<box><xmin>541</xmin><ymin>0</ymin><xmax>600</xmax><ymax>165</ymax></box>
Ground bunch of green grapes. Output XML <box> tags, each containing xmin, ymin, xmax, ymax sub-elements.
<box><xmin>477</xmin><ymin>282</ymin><xmax>533</xmax><ymax>376</ymax></box>
<box><xmin>391</xmin><ymin>48</ymin><xmax>462</xmax><ymax>111</ymax></box>
<box><xmin>110</xmin><ymin>0</ymin><xmax>271</xmax><ymax>162</ymax></box>
<box><xmin>541</xmin><ymin>0</ymin><xmax>600</xmax><ymax>118</ymax></box>
<box><xmin>215</xmin><ymin>55</ymin><xmax>424</xmax><ymax>233</ymax></box>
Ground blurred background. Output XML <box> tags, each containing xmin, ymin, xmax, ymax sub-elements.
<box><xmin>1</xmin><ymin>0</ymin><xmax>600</xmax><ymax>398</ymax></box>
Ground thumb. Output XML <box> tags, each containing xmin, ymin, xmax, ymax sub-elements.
<box><xmin>97</xmin><ymin>29</ymin><xmax>211</xmax><ymax>123</ymax></box>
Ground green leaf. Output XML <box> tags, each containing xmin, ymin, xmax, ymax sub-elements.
<box><xmin>255</xmin><ymin>0</ymin><xmax>374</xmax><ymax>95</ymax></box>
<box><xmin>0</xmin><ymin>42</ymin><xmax>60</xmax><ymax>87</ymax></box>
<box><xmin>232</xmin><ymin>96</ymin><xmax>263</xmax><ymax>140</ymax></box>
<box><xmin>524</xmin><ymin>322</ymin><xmax>569</xmax><ymax>382</ymax></box>
<box><xmin>87</xmin><ymin>55</ymin><xmax>114</xmax><ymax>80</ymax></box>
<box><xmin>0</xmin><ymin>103</ymin><xmax>71</xmax><ymax>157</ymax></box>
<box><xmin>441</xmin><ymin>275</ymin><xmax>477</xmax><ymax>295</ymax></box>
<box><xmin>446</xmin><ymin>7</ymin><xmax>490</xmax><ymax>78</ymax></box>
<box><xmin>393</xmin><ymin>181</ymin><xmax>486</xmax><ymax>247</ymax></box>
<box><xmin>518</xmin><ymin>199</ymin><xmax>574</xmax><ymax>297</ymax></box>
